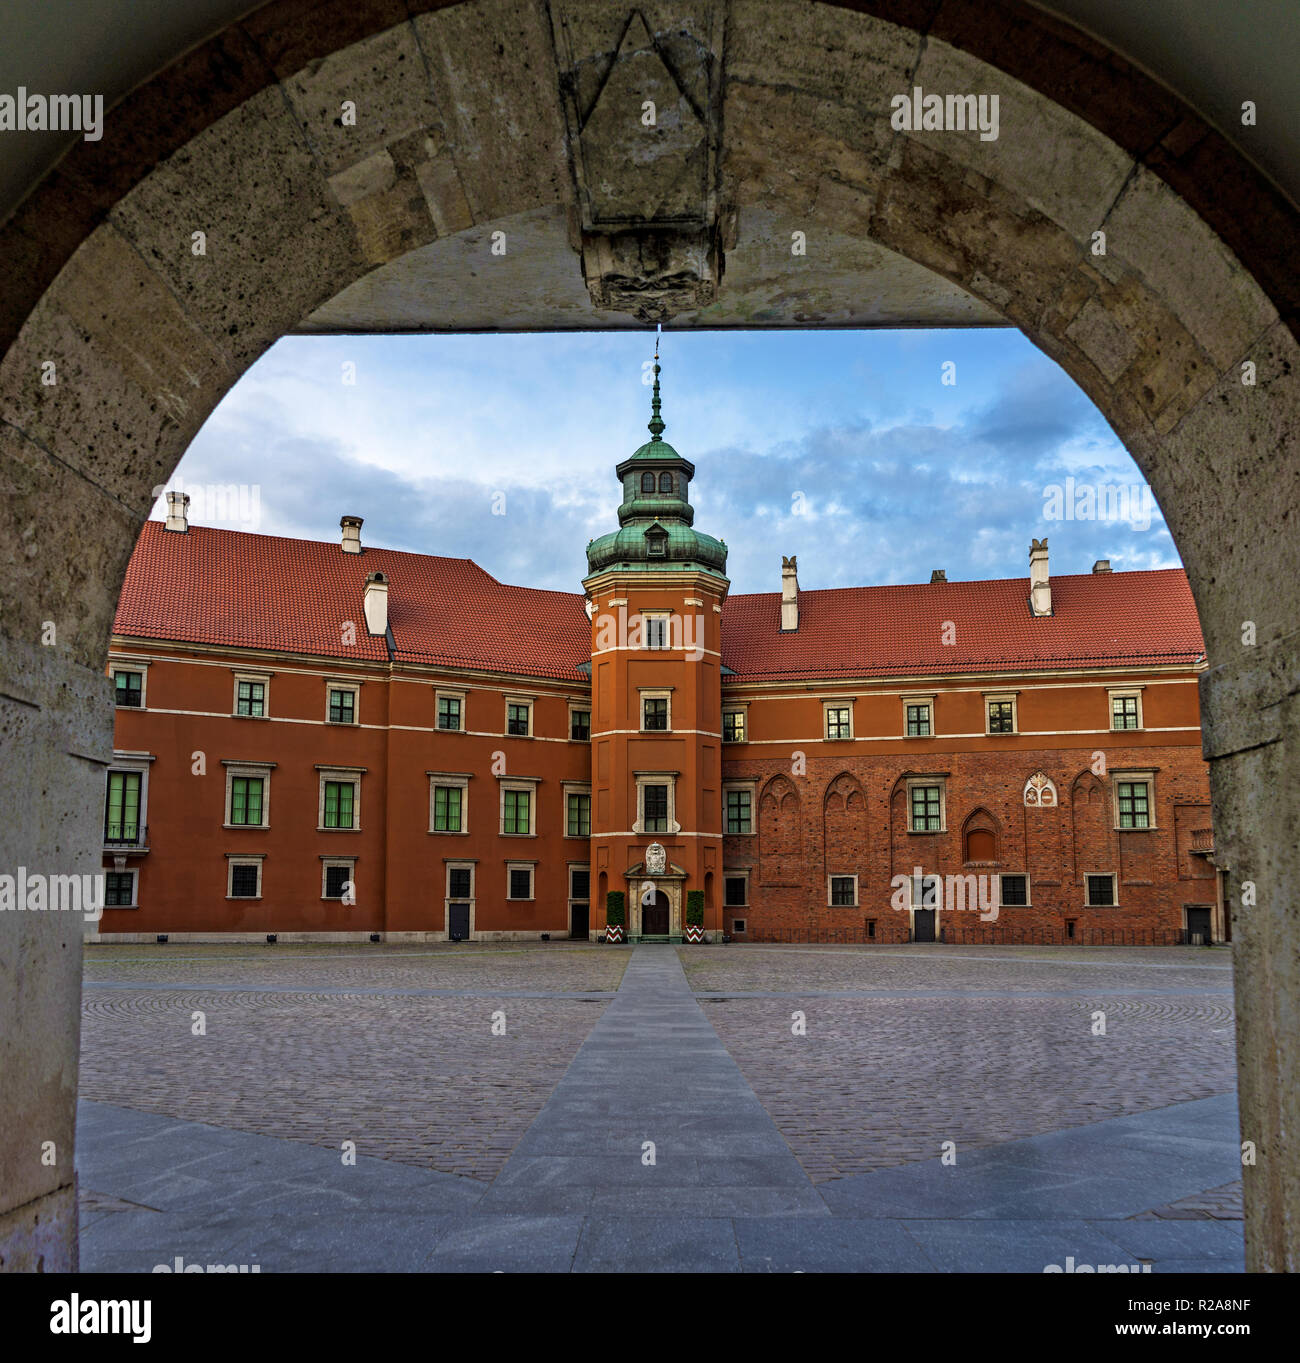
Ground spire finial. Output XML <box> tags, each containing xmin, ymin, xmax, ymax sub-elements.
<box><xmin>648</xmin><ymin>325</ymin><xmax>665</xmax><ymax>441</ymax></box>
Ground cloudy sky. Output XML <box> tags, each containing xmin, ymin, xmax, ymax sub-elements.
<box><xmin>158</xmin><ymin>329</ymin><xmax>1179</xmax><ymax>598</ymax></box>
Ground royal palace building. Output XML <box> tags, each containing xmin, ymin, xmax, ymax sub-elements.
<box><xmin>97</xmin><ymin>366</ymin><xmax>1222</xmax><ymax>945</ymax></box>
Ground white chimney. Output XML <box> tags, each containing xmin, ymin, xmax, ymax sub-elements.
<box><xmin>1029</xmin><ymin>538</ymin><xmax>1051</xmax><ymax>616</ymax></box>
<box><xmin>1092</xmin><ymin>559</ymin><xmax>1112</xmax><ymax>574</ymax></box>
<box><xmin>163</xmin><ymin>491</ymin><xmax>190</xmax><ymax>533</ymax></box>
<box><xmin>781</xmin><ymin>555</ymin><xmax>799</xmax><ymax>631</ymax></box>
<box><xmin>341</xmin><ymin>515</ymin><xmax>364</xmax><ymax>554</ymax></box>
<box><xmin>364</xmin><ymin>570</ymin><xmax>388</xmax><ymax>636</ymax></box>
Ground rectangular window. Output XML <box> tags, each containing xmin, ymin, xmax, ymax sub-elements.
<box><xmin>722</xmin><ymin>710</ymin><xmax>746</xmax><ymax>743</ymax></box>
<box><xmin>105</xmin><ymin>771</ymin><xmax>142</xmax><ymax>843</ymax></box>
<box><xmin>328</xmin><ymin>688</ymin><xmax>355</xmax><ymax>724</ymax></box>
<box><xmin>731</xmin><ymin>918</ymin><xmax>747</xmax><ymax>934</ymax></box>
<box><xmin>825</xmin><ymin>706</ymin><xmax>851</xmax><ymax>739</ymax></box>
<box><xmin>228</xmin><ymin>775</ymin><xmax>263</xmax><ymax>827</ymax></box>
<box><xmin>236</xmin><ymin>680</ymin><xmax>265</xmax><ymax>717</ymax></box>
<box><xmin>437</xmin><ymin>695</ymin><xmax>462</xmax><ymax>731</ymax></box>
<box><xmin>324</xmin><ymin>865</ymin><xmax>352</xmax><ymax>899</ymax></box>
<box><xmin>323</xmin><ymin>780</ymin><xmax>355</xmax><ymax>829</ymax></box>
<box><xmin>724</xmin><ymin>876</ymin><xmax>747</xmax><ymax>907</ymax></box>
<box><xmin>1112</xmin><ymin>695</ymin><xmax>1140</xmax><ymax>730</ymax></box>
<box><xmin>571</xmin><ymin>868</ymin><xmax>590</xmax><ymax>899</ymax></box>
<box><xmin>114</xmin><ymin>671</ymin><xmax>143</xmax><ymax>708</ymax></box>
<box><xmin>905</xmin><ymin>703</ymin><xmax>931</xmax><ymax>736</ymax></box>
<box><xmin>1000</xmin><ymin>873</ymin><xmax>1029</xmax><ymax>906</ymax></box>
<box><xmin>643</xmin><ymin>784</ymin><xmax>668</xmax><ymax>833</ymax></box>
<box><xmin>1117</xmin><ymin>780</ymin><xmax>1150</xmax><ymax>829</ymax></box>
<box><xmin>509</xmin><ymin>867</ymin><xmax>533</xmax><ymax>900</ymax></box>
<box><xmin>506</xmin><ymin>703</ymin><xmax>530</xmax><ymax>736</ymax></box>
<box><xmin>229</xmin><ymin>864</ymin><xmax>260</xmax><ymax>899</ymax></box>
<box><xmin>726</xmin><ymin>789</ymin><xmax>752</xmax><ymax>834</ymax></box>
<box><xmin>987</xmin><ymin>700</ymin><xmax>1015</xmax><ymax>733</ymax></box>
<box><xmin>1086</xmin><ymin>874</ymin><xmax>1116</xmax><ymax>907</ymax></box>
<box><xmin>448</xmin><ymin>867</ymin><xmax>472</xmax><ymax>899</ymax></box>
<box><xmin>503</xmin><ymin>788</ymin><xmax>531</xmax><ymax>835</ymax></box>
<box><xmin>829</xmin><ymin>876</ymin><xmax>856</xmax><ymax>906</ymax></box>
<box><xmin>570</xmin><ymin>710</ymin><xmax>590</xmax><ymax>741</ymax></box>
<box><xmin>433</xmin><ymin>785</ymin><xmax>463</xmax><ymax>832</ymax></box>
<box><xmin>643</xmin><ymin>697</ymin><xmax>668</xmax><ymax>731</ymax></box>
<box><xmin>566</xmin><ymin>792</ymin><xmax>591</xmax><ymax>837</ymax></box>
<box><xmin>644</xmin><ymin>616</ymin><xmax>668</xmax><ymax>650</ymax></box>
<box><xmin>105</xmin><ymin>871</ymin><xmax>135</xmax><ymax>906</ymax></box>
<box><xmin>910</xmin><ymin>784</ymin><xmax>942</xmax><ymax>832</ymax></box>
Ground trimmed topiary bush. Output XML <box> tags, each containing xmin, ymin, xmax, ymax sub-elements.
<box><xmin>686</xmin><ymin>890</ymin><xmax>705</xmax><ymax>926</ymax></box>
<box><xmin>605</xmin><ymin>890</ymin><xmax>626</xmax><ymax>943</ymax></box>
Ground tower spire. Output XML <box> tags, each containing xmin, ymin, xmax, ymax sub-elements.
<box><xmin>648</xmin><ymin>325</ymin><xmax>665</xmax><ymax>442</ymax></box>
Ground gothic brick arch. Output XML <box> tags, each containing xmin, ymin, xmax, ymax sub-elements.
<box><xmin>3</xmin><ymin>0</ymin><xmax>1299</xmax><ymax>1271</ymax></box>
<box><xmin>962</xmin><ymin>808</ymin><xmax>999</xmax><ymax>864</ymax></box>
<box><xmin>823</xmin><ymin>771</ymin><xmax>869</xmax><ymax>877</ymax></box>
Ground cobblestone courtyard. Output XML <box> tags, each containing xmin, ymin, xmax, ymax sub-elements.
<box><xmin>81</xmin><ymin>942</ymin><xmax>1236</xmax><ymax>1194</ymax></box>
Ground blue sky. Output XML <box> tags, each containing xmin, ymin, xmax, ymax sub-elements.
<box><xmin>160</xmin><ymin>329</ymin><xmax>1179</xmax><ymax>597</ymax></box>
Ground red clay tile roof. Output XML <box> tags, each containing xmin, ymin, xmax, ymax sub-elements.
<box><xmin>720</xmin><ymin>569</ymin><xmax>1205</xmax><ymax>680</ymax></box>
<box><xmin>114</xmin><ymin>524</ymin><xmax>1204</xmax><ymax>683</ymax></box>
<box><xmin>113</xmin><ymin>523</ymin><xmax>593</xmax><ymax>680</ymax></box>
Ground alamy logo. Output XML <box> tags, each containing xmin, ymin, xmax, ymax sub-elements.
<box><xmin>889</xmin><ymin>867</ymin><xmax>1001</xmax><ymax>921</ymax></box>
<box><xmin>593</xmin><ymin>605</ymin><xmax>705</xmax><ymax>663</ymax></box>
<box><xmin>1</xmin><ymin>89</ymin><xmax>103</xmax><ymax>141</ymax></box>
<box><xmin>0</xmin><ymin>868</ymin><xmax>103</xmax><ymax>921</ymax></box>
<box><xmin>50</xmin><ymin>1295</ymin><xmax>151</xmax><ymax>1343</ymax></box>
<box><xmin>890</xmin><ymin>85</ymin><xmax>1000</xmax><ymax>141</ymax></box>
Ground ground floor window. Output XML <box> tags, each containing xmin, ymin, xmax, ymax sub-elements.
<box><xmin>829</xmin><ymin>875</ymin><xmax>857</xmax><ymax>906</ymax></box>
<box><xmin>1086</xmin><ymin>873</ymin><xmax>1116</xmax><ymax>907</ymax></box>
<box><xmin>105</xmin><ymin>871</ymin><xmax>136</xmax><ymax>906</ymax></box>
<box><xmin>724</xmin><ymin>875</ymin><xmax>748</xmax><ymax>906</ymax></box>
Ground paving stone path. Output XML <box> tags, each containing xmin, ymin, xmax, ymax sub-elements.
<box><xmin>78</xmin><ymin>945</ymin><xmax>1246</xmax><ymax>1272</ymax></box>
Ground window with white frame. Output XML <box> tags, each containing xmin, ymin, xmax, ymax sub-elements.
<box><xmin>823</xmin><ymin>701</ymin><xmax>854</xmax><ymax>740</ymax></box>
<box><xmin>1109</xmin><ymin>689</ymin><xmax>1144</xmax><ymax>731</ymax></box>
<box><xmin>722</xmin><ymin>707</ymin><xmax>747</xmax><ymax>743</ymax></box>
<box><xmin>326</xmin><ymin>682</ymin><xmax>359</xmax><ymax>725</ymax></box>
<box><xmin>985</xmin><ymin>693</ymin><xmax>1018</xmax><ymax>734</ymax></box>
<box><xmin>907</xmin><ymin>778</ymin><xmax>945</xmax><ymax>832</ymax></box>
<box><xmin>724</xmin><ymin>873</ymin><xmax>749</xmax><ymax>907</ymax></box>
<box><xmin>999</xmin><ymin>873</ymin><xmax>1030</xmax><ymax>906</ymax></box>
<box><xmin>641</xmin><ymin>689</ymin><xmax>671</xmax><ymax>732</ymax></box>
<box><xmin>111</xmin><ymin>661</ymin><xmax>148</xmax><ymax>709</ymax></box>
<box><xmin>223</xmin><ymin>761</ymin><xmax>272</xmax><ymax>829</ymax></box>
<box><xmin>500</xmin><ymin>779</ymin><xmax>538</xmax><ymax>836</ymax></box>
<box><xmin>903</xmin><ymin>698</ymin><xmax>932</xmax><ymax>736</ymax></box>
<box><xmin>233</xmin><ymin>672</ymin><xmax>270</xmax><ymax>718</ymax></box>
<box><xmin>226</xmin><ymin>856</ymin><xmax>264</xmax><ymax>900</ymax></box>
<box><xmin>828</xmin><ymin>875</ymin><xmax>857</xmax><ymax>906</ymax></box>
<box><xmin>105</xmin><ymin>869</ymin><xmax>138</xmax><ymax>906</ymax></box>
<box><xmin>428</xmin><ymin>771</ymin><xmax>470</xmax><ymax>834</ymax></box>
<box><xmin>104</xmin><ymin>760</ymin><xmax>150</xmax><ymax>846</ymax></box>
<box><xmin>643</xmin><ymin>612</ymin><xmax>670</xmax><ymax>650</ymax></box>
<box><xmin>1085</xmin><ymin>872</ymin><xmax>1117</xmax><ymax>907</ymax></box>
<box><xmin>505</xmin><ymin>698</ymin><xmax>533</xmax><ymax>737</ymax></box>
<box><xmin>1113</xmin><ymin>771</ymin><xmax>1154</xmax><ymax>829</ymax></box>
<box><xmin>564</xmin><ymin>782</ymin><xmax>591</xmax><ymax>838</ymax></box>
<box><xmin>507</xmin><ymin>863</ymin><xmax>535</xmax><ymax>900</ymax></box>
<box><xmin>436</xmin><ymin>690</ymin><xmax>465</xmax><ymax>732</ymax></box>
<box><xmin>317</xmin><ymin>767</ymin><xmax>363</xmax><ymax>830</ymax></box>
<box><xmin>569</xmin><ymin>706</ymin><xmax>590</xmax><ymax>741</ymax></box>
<box><xmin>322</xmin><ymin>859</ymin><xmax>356</xmax><ymax>901</ymax></box>
<box><xmin>635</xmin><ymin>773</ymin><xmax>677</xmax><ymax>835</ymax></box>
<box><xmin>724</xmin><ymin>784</ymin><xmax>754</xmax><ymax>835</ymax></box>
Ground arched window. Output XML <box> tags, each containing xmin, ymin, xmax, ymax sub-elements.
<box><xmin>659</xmin><ymin>472</ymin><xmax>673</xmax><ymax>493</ymax></box>
<box><xmin>641</xmin><ymin>472</ymin><xmax>655</xmax><ymax>493</ymax></box>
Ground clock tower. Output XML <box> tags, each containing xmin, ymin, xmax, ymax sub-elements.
<box><xmin>583</xmin><ymin>346</ymin><xmax>729</xmax><ymax>939</ymax></box>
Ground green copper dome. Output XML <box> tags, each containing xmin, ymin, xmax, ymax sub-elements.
<box><xmin>585</xmin><ymin>346</ymin><xmax>729</xmax><ymax>580</ymax></box>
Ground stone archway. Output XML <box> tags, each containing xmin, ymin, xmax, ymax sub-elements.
<box><xmin>2</xmin><ymin>0</ymin><xmax>1297</xmax><ymax>1271</ymax></box>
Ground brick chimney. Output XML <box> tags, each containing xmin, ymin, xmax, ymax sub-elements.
<box><xmin>341</xmin><ymin>515</ymin><xmax>364</xmax><ymax>554</ymax></box>
<box><xmin>163</xmin><ymin>491</ymin><xmax>190</xmax><ymax>533</ymax></box>
<box><xmin>1029</xmin><ymin>538</ymin><xmax>1051</xmax><ymax>616</ymax></box>
<box><xmin>781</xmin><ymin>555</ymin><xmax>799</xmax><ymax>631</ymax></box>
<box><xmin>930</xmin><ymin>568</ymin><xmax>947</xmax><ymax>583</ymax></box>
<box><xmin>1092</xmin><ymin>559</ymin><xmax>1112</xmax><ymax>573</ymax></box>
<box><xmin>364</xmin><ymin>570</ymin><xmax>388</xmax><ymax>636</ymax></box>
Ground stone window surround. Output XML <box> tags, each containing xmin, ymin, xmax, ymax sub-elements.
<box><xmin>222</xmin><ymin>759</ymin><xmax>274</xmax><ymax>830</ymax></box>
<box><xmin>504</xmin><ymin>693</ymin><xmax>536</xmax><ymax>738</ymax></box>
<box><xmin>428</xmin><ymin>770</ymin><xmax>473</xmax><ymax>835</ymax></box>
<box><xmin>821</xmin><ymin>695</ymin><xmax>856</xmax><ymax>740</ymax></box>
<box><xmin>1108</xmin><ymin>686</ymin><xmax>1146</xmax><ymax>731</ymax></box>
<box><xmin>225</xmin><ymin>852</ymin><xmax>265</xmax><ymax>900</ymax></box>
<box><xmin>983</xmin><ymin>689</ymin><xmax>1020</xmax><ymax>735</ymax></box>
<box><xmin>506</xmin><ymin>860</ymin><xmax>538</xmax><ymax>901</ymax></box>
<box><xmin>499</xmin><ymin>776</ymin><xmax>540</xmax><ymax>837</ymax></box>
<box><xmin>110</xmin><ymin>657</ymin><xmax>151</xmax><ymax>710</ymax></box>
<box><xmin>642</xmin><ymin>610</ymin><xmax>672</xmax><ymax>650</ymax></box>
<box><xmin>105</xmin><ymin>865</ymin><xmax>140</xmax><ymax>908</ymax></box>
<box><xmin>562</xmin><ymin>780</ymin><xmax>592</xmax><ymax>839</ymax></box>
<box><xmin>722</xmin><ymin>779</ymin><xmax>757</xmax><ymax>835</ymax></box>
<box><xmin>316</xmin><ymin>765</ymin><xmax>365</xmax><ymax>832</ymax></box>
<box><xmin>104</xmin><ymin>750</ymin><xmax>154</xmax><ymax>849</ymax></box>
<box><xmin>722</xmin><ymin>700</ymin><xmax>749</xmax><ymax>742</ymax></box>
<box><xmin>320</xmin><ymin>855</ymin><xmax>356</xmax><ymax>902</ymax></box>
<box><xmin>1112</xmin><ymin>768</ymin><xmax>1157</xmax><ymax>831</ymax></box>
<box><xmin>723</xmin><ymin>869</ymin><xmax>750</xmax><ymax>906</ymax></box>
<box><xmin>232</xmin><ymin>669</ymin><xmax>273</xmax><ymax>719</ymax></box>
<box><xmin>827</xmin><ymin>873</ymin><xmax>858</xmax><ymax>907</ymax></box>
<box><xmin>900</xmin><ymin>691</ymin><xmax>935</xmax><ymax>737</ymax></box>
<box><xmin>324</xmin><ymin>677</ymin><xmax>361</xmax><ymax>725</ymax></box>
<box><xmin>568</xmin><ymin>702</ymin><xmax>591</xmax><ymax>741</ymax></box>
<box><xmin>568</xmin><ymin>861</ymin><xmax>590</xmax><ymax>900</ymax></box>
<box><xmin>999</xmin><ymin>871</ymin><xmax>1032</xmax><ymax>907</ymax></box>
<box><xmin>633</xmin><ymin>771</ymin><xmax>679</xmax><ymax>836</ymax></box>
<box><xmin>436</xmin><ymin>687</ymin><xmax>467</xmax><ymax>731</ymax></box>
<box><xmin>1085</xmin><ymin>870</ymin><xmax>1119</xmax><ymax>908</ymax></box>
<box><xmin>444</xmin><ymin>858</ymin><xmax>477</xmax><ymax>939</ymax></box>
<box><xmin>905</xmin><ymin>774</ymin><xmax>947</xmax><ymax>833</ymax></box>
<box><xmin>639</xmin><ymin>686</ymin><xmax>673</xmax><ymax>733</ymax></box>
